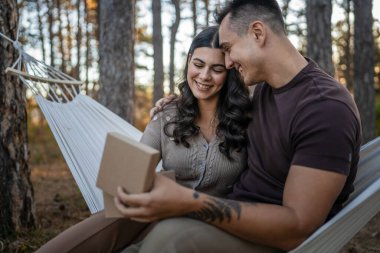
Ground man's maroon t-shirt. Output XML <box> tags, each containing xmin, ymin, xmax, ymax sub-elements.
<box><xmin>228</xmin><ymin>59</ymin><xmax>362</xmax><ymax>218</ymax></box>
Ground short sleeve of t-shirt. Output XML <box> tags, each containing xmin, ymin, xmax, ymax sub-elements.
<box><xmin>291</xmin><ymin>99</ymin><xmax>359</xmax><ymax>174</ymax></box>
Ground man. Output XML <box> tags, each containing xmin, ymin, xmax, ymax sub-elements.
<box><xmin>116</xmin><ymin>0</ymin><xmax>362</xmax><ymax>252</ymax></box>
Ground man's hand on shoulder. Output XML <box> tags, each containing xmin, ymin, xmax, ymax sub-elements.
<box><xmin>150</xmin><ymin>94</ymin><xmax>178</xmax><ymax>118</ymax></box>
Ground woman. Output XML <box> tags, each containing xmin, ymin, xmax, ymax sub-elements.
<box><xmin>36</xmin><ymin>26</ymin><xmax>251</xmax><ymax>253</ymax></box>
<box><xmin>139</xmin><ymin>26</ymin><xmax>251</xmax><ymax>197</ymax></box>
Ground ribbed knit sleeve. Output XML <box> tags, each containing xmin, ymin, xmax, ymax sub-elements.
<box><xmin>140</xmin><ymin>111</ymin><xmax>163</xmax><ymax>153</ymax></box>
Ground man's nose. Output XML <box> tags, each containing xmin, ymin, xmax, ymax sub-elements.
<box><xmin>225</xmin><ymin>54</ymin><xmax>234</xmax><ymax>69</ymax></box>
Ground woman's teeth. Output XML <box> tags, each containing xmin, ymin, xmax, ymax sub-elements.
<box><xmin>196</xmin><ymin>81</ymin><xmax>212</xmax><ymax>90</ymax></box>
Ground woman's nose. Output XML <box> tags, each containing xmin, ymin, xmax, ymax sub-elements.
<box><xmin>199</xmin><ymin>68</ymin><xmax>211</xmax><ymax>80</ymax></box>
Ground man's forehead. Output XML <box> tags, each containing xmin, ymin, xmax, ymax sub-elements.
<box><xmin>218</xmin><ymin>15</ymin><xmax>234</xmax><ymax>46</ymax></box>
<box><xmin>219</xmin><ymin>13</ymin><xmax>231</xmax><ymax>33</ymax></box>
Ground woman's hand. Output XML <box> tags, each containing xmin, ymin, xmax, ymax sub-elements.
<box><xmin>149</xmin><ymin>94</ymin><xmax>178</xmax><ymax>118</ymax></box>
<box><xmin>114</xmin><ymin>173</ymin><xmax>196</xmax><ymax>223</ymax></box>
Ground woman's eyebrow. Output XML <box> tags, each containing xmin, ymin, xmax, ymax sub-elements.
<box><xmin>192</xmin><ymin>58</ymin><xmax>225</xmax><ymax>68</ymax></box>
<box><xmin>192</xmin><ymin>58</ymin><xmax>205</xmax><ymax>63</ymax></box>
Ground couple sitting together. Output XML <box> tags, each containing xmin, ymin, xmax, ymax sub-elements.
<box><xmin>38</xmin><ymin>0</ymin><xmax>361</xmax><ymax>252</ymax></box>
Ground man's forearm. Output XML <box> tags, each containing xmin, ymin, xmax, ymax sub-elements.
<box><xmin>187</xmin><ymin>191</ymin><xmax>243</xmax><ymax>223</ymax></box>
<box><xmin>185</xmin><ymin>191</ymin><xmax>308</xmax><ymax>251</ymax></box>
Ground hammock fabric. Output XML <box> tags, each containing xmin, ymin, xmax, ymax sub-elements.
<box><xmin>1</xmin><ymin>30</ymin><xmax>143</xmax><ymax>213</ymax></box>
<box><xmin>1</xmin><ymin>30</ymin><xmax>380</xmax><ymax>253</ymax></box>
<box><xmin>34</xmin><ymin>94</ymin><xmax>143</xmax><ymax>213</ymax></box>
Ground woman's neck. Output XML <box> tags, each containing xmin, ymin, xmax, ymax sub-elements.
<box><xmin>197</xmin><ymin>100</ymin><xmax>218</xmax><ymax>143</ymax></box>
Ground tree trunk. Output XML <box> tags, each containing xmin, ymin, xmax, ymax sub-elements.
<box><xmin>75</xmin><ymin>0</ymin><xmax>82</xmax><ymax>80</ymax></box>
<box><xmin>281</xmin><ymin>0</ymin><xmax>292</xmax><ymax>31</ymax></box>
<box><xmin>343</xmin><ymin>0</ymin><xmax>353</xmax><ymax>91</ymax></box>
<box><xmin>99</xmin><ymin>0</ymin><xmax>135</xmax><ymax>122</ymax></box>
<box><xmin>203</xmin><ymin>0</ymin><xmax>209</xmax><ymax>27</ymax></box>
<box><xmin>36</xmin><ymin>0</ymin><xmax>46</xmax><ymax>63</ymax></box>
<box><xmin>65</xmin><ymin>5</ymin><xmax>73</xmax><ymax>75</ymax></box>
<box><xmin>169</xmin><ymin>0</ymin><xmax>180</xmax><ymax>94</ymax></box>
<box><xmin>152</xmin><ymin>0</ymin><xmax>164</xmax><ymax>105</ymax></box>
<box><xmin>57</xmin><ymin>0</ymin><xmax>66</xmax><ymax>72</ymax></box>
<box><xmin>353</xmin><ymin>0</ymin><xmax>376</xmax><ymax>143</ymax></box>
<box><xmin>84</xmin><ymin>0</ymin><xmax>90</xmax><ymax>94</ymax></box>
<box><xmin>46</xmin><ymin>0</ymin><xmax>55</xmax><ymax>67</ymax></box>
<box><xmin>306</xmin><ymin>0</ymin><xmax>334</xmax><ymax>76</ymax></box>
<box><xmin>334</xmin><ymin>0</ymin><xmax>353</xmax><ymax>91</ymax></box>
<box><xmin>192</xmin><ymin>0</ymin><xmax>197</xmax><ymax>37</ymax></box>
<box><xmin>0</xmin><ymin>0</ymin><xmax>35</xmax><ymax>238</ymax></box>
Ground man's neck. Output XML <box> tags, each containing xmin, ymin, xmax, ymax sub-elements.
<box><xmin>263</xmin><ymin>38</ymin><xmax>308</xmax><ymax>89</ymax></box>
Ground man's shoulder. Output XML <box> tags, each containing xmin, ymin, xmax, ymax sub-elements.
<box><xmin>289</xmin><ymin>65</ymin><xmax>358</xmax><ymax>117</ymax></box>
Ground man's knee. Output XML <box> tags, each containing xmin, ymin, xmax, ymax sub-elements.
<box><xmin>139</xmin><ymin>218</ymin><xmax>200</xmax><ymax>252</ymax></box>
<box><xmin>142</xmin><ymin>218</ymin><xmax>191</xmax><ymax>243</ymax></box>
<box><xmin>139</xmin><ymin>218</ymin><xmax>283</xmax><ymax>253</ymax></box>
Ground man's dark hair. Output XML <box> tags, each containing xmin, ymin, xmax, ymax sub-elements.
<box><xmin>216</xmin><ymin>0</ymin><xmax>286</xmax><ymax>35</ymax></box>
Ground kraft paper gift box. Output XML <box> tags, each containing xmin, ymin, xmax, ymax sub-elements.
<box><xmin>96</xmin><ymin>132</ymin><xmax>161</xmax><ymax>218</ymax></box>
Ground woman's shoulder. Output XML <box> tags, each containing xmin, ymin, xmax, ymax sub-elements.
<box><xmin>152</xmin><ymin>102</ymin><xmax>177</xmax><ymax>122</ymax></box>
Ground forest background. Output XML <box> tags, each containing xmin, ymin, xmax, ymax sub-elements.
<box><xmin>1</xmin><ymin>0</ymin><xmax>380</xmax><ymax>252</ymax></box>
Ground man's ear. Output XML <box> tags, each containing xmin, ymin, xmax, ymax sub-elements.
<box><xmin>248</xmin><ymin>21</ymin><xmax>266</xmax><ymax>46</ymax></box>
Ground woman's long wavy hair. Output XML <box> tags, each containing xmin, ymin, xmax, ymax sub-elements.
<box><xmin>164</xmin><ymin>26</ymin><xmax>252</xmax><ymax>159</ymax></box>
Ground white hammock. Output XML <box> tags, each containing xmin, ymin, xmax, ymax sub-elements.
<box><xmin>34</xmin><ymin>94</ymin><xmax>143</xmax><ymax>213</ymax></box>
<box><xmin>0</xmin><ymin>31</ymin><xmax>143</xmax><ymax>213</ymax></box>
<box><xmin>2</xmin><ymin>31</ymin><xmax>380</xmax><ymax>252</ymax></box>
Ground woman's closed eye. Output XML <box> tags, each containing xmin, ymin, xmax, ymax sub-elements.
<box><xmin>193</xmin><ymin>62</ymin><xmax>204</xmax><ymax>68</ymax></box>
<box><xmin>212</xmin><ymin>66</ymin><xmax>226</xmax><ymax>73</ymax></box>
<box><xmin>192</xmin><ymin>59</ymin><xmax>226</xmax><ymax>73</ymax></box>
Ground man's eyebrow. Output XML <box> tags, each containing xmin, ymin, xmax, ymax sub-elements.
<box><xmin>219</xmin><ymin>42</ymin><xmax>230</xmax><ymax>50</ymax></box>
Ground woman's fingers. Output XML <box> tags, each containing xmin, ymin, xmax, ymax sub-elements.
<box><xmin>116</xmin><ymin>186</ymin><xmax>151</xmax><ymax>207</ymax></box>
<box><xmin>114</xmin><ymin>195</ymin><xmax>156</xmax><ymax>222</ymax></box>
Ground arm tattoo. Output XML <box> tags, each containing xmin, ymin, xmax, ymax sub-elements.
<box><xmin>187</xmin><ymin>192</ymin><xmax>242</xmax><ymax>223</ymax></box>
